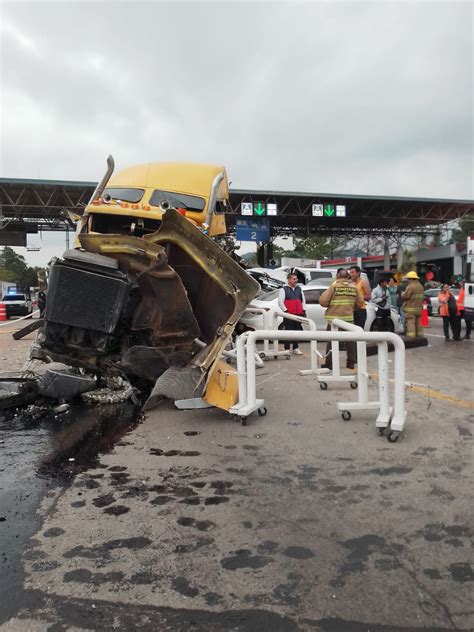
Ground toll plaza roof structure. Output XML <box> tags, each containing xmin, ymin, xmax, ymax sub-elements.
<box><xmin>0</xmin><ymin>177</ymin><xmax>473</xmax><ymax>238</ymax></box>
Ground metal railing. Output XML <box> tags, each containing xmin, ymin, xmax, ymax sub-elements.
<box><xmin>230</xmin><ymin>329</ymin><xmax>407</xmax><ymax>442</ymax></box>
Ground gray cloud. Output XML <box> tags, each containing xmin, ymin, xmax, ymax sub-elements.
<box><xmin>1</xmin><ymin>0</ymin><xmax>472</xmax><ymax>202</ymax></box>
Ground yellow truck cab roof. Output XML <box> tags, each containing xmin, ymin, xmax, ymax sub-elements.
<box><xmin>82</xmin><ymin>161</ymin><xmax>228</xmax><ymax>237</ymax></box>
<box><xmin>107</xmin><ymin>162</ymin><xmax>229</xmax><ymax>199</ymax></box>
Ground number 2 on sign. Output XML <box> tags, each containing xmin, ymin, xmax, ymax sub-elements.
<box><xmin>251</xmin><ymin>231</ymin><xmax>257</xmax><ymax>240</ymax></box>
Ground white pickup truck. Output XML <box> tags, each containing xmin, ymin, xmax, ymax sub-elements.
<box><xmin>1</xmin><ymin>292</ymin><xmax>33</xmax><ymax>318</ymax></box>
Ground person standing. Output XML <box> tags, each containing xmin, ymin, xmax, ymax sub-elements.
<box><xmin>278</xmin><ymin>272</ymin><xmax>306</xmax><ymax>355</ymax></box>
<box><xmin>401</xmin><ymin>271</ymin><xmax>424</xmax><ymax>338</ymax></box>
<box><xmin>396</xmin><ymin>276</ymin><xmax>408</xmax><ymax>334</ymax></box>
<box><xmin>319</xmin><ymin>269</ymin><xmax>359</xmax><ymax>369</ymax></box>
<box><xmin>371</xmin><ymin>278</ymin><xmax>391</xmax><ymax>330</ymax></box>
<box><xmin>438</xmin><ymin>283</ymin><xmax>461</xmax><ymax>341</ymax></box>
<box><xmin>349</xmin><ymin>266</ymin><xmax>371</xmax><ymax>329</ymax></box>
<box><xmin>388</xmin><ymin>277</ymin><xmax>398</xmax><ymax>308</ymax></box>
<box><xmin>457</xmin><ymin>279</ymin><xmax>472</xmax><ymax>340</ymax></box>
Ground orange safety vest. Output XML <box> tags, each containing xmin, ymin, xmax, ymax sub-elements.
<box><xmin>458</xmin><ymin>288</ymin><xmax>465</xmax><ymax>311</ymax></box>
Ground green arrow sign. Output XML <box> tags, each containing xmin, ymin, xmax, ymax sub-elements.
<box><xmin>324</xmin><ymin>204</ymin><xmax>334</xmax><ymax>217</ymax></box>
<box><xmin>254</xmin><ymin>202</ymin><xmax>266</xmax><ymax>216</ymax></box>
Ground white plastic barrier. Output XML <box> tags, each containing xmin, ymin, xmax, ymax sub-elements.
<box><xmin>260</xmin><ymin>308</ymin><xmax>327</xmax><ymax>376</ymax></box>
<box><xmin>230</xmin><ymin>329</ymin><xmax>407</xmax><ymax>442</ymax></box>
<box><xmin>328</xmin><ymin>319</ymin><xmax>389</xmax><ymax>426</ymax></box>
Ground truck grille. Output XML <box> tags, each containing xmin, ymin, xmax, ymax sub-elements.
<box><xmin>45</xmin><ymin>263</ymin><xmax>129</xmax><ymax>333</ymax></box>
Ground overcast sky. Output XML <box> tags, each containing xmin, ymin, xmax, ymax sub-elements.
<box><xmin>1</xmin><ymin>0</ymin><xmax>473</xmax><ymax>266</ymax></box>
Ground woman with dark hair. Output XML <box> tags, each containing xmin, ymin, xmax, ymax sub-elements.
<box><xmin>438</xmin><ymin>283</ymin><xmax>461</xmax><ymax>341</ymax></box>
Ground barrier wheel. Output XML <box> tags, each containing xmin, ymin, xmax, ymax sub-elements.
<box><xmin>258</xmin><ymin>406</ymin><xmax>267</xmax><ymax>416</ymax></box>
<box><xmin>319</xmin><ymin>382</ymin><xmax>328</xmax><ymax>390</ymax></box>
<box><xmin>387</xmin><ymin>431</ymin><xmax>400</xmax><ymax>443</ymax></box>
<box><xmin>376</xmin><ymin>427</ymin><xmax>385</xmax><ymax>437</ymax></box>
<box><xmin>241</xmin><ymin>417</ymin><xmax>247</xmax><ymax>426</ymax></box>
<box><xmin>259</xmin><ymin>352</ymin><xmax>266</xmax><ymax>359</ymax></box>
<box><xmin>341</xmin><ymin>410</ymin><xmax>351</xmax><ymax>421</ymax></box>
<box><xmin>285</xmin><ymin>353</ymin><xmax>291</xmax><ymax>360</ymax></box>
<box><xmin>226</xmin><ymin>357</ymin><xmax>232</xmax><ymax>364</ymax></box>
<box><xmin>350</xmin><ymin>381</ymin><xmax>358</xmax><ymax>390</ymax></box>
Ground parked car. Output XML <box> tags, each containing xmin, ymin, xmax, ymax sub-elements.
<box><xmin>237</xmin><ymin>284</ymin><xmax>401</xmax><ymax>334</ymax></box>
<box><xmin>277</xmin><ymin>266</ymin><xmax>370</xmax><ymax>287</ymax></box>
<box><xmin>423</xmin><ymin>294</ymin><xmax>433</xmax><ymax>317</ymax></box>
<box><xmin>1</xmin><ymin>292</ymin><xmax>33</xmax><ymax>318</ymax></box>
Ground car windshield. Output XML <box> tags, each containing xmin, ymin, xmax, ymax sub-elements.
<box><xmin>102</xmin><ymin>188</ymin><xmax>144</xmax><ymax>203</ymax></box>
<box><xmin>2</xmin><ymin>294</ymin><xmax>25</xmax><ymax>301</ymax></box>
<box><xmin>257</xmin><ymin>289</ymin><xmax>279</xmax><ymax>301</ymax></box>
<box><xmin>307</xmin><ymin>278</ymin><xmax>332</xmax><ymax>287</ymax></box>
<box><xmin>309</xmin><ymin>271</ymin><xmax>333</xmax><ymax>280</ymax></box>
<box><xmin>149</xmin><ymin>190</ymin><xmax>206</xmax><ymax>211</ymax></box>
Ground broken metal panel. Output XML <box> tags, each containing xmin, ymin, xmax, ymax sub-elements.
<box><xmin>38</xmin><ymin>369</ymin><xmax>96</xmax><ymax>400</ymax></box>
<box><xmin>145</xmin><ymin>208</ymin><xmax>259</xmax><ymax>369</ymax></box>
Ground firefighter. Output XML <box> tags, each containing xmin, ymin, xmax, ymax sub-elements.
<box><xmin>401</xmin><ymin>271</ymin><xmax>424</xmax><ymax>338</ymax></box>
<box><xmin>319</xmin><ymin>268</ymin><xmax>359</xmax><ymax>369</ymax></box>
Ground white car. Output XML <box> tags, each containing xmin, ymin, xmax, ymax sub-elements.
<box><xmin>1</xmin><ymin>292</ymin><xmax>33</xmax><ymax>318</ymax></box>
<box><xmin>237</xmin><ymin>285</ymin><xmax>402</xmax><ymax>334</ymax></box>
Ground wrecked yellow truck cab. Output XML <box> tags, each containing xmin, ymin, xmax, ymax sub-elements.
<box><xmin>34</xmin><ymin>158</ymin><xmax>259</xmax><ymax>412</ymax></box>
<box><xmin>76</xmin><ymin>159</ymin><xmax>229</xmax><ymax>240</ymax></box>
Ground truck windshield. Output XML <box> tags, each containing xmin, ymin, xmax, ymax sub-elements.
<box><xmin>149</xmin><ymin>190</ymin><xmax>206</xmax><ymax>212</ymax></box>
<box><xmin>102</xmin><ymin>188</ymin><xmax>144</xmax><ymax>203</ymax></box>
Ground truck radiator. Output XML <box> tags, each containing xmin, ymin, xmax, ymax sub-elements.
<box><xmin>45</xmin><ymin>262</ymin><xmax>129</xmax><ymax>333</ymax></box>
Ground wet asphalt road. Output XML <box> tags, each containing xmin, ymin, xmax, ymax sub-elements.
<box><xmin>0</xmin><ymin>318</ymin><xmax>473</xmax><ymax>631</ymax></box>
<box><xmin>0</xmin><ymin>402</ymin><xmax>141</xmax><ymax>625</ymax></box>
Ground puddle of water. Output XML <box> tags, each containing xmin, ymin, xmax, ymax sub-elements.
<box><xmin>0</xmin><ymin>401</ymin><xmax>142</xmax><ymax>624</ymax></box>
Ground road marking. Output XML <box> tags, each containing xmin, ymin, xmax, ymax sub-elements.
<box><xmin>370</xmin><ymin>371</ymin><xmax>474</xmax><ymax>410</ymax></box>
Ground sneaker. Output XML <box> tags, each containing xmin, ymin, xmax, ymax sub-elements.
<box><xmin>346</xmin><ymin>362</ymin><xmax>355</xmax><ymax>369</ymax></box>
<box><xmin>293</xmin><ymin>348</ymin><xmax>303</xmax><ymax>355</ymax></box>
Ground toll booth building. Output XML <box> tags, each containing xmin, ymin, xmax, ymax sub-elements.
<box><xmin>416</xmin><ymin>242</ymin><xmax>467</xmax><ymax>283</ymax></box>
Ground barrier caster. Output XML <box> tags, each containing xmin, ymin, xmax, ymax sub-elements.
<box><xmin>341</xmin><ymin>410</ymin><xmax>351</xmax><ymax>421</ymax></box>
<box><xmin>319</xmin><ymin>382</ymin><xmax>328</xmax><ymax>390</ymax></box>
<box><xmin>285</xmin><ymin>353</ymin><xmax>291</xmax><ymax>360</ymax></box>
<box><xmin>387</xmin><ymin>430</ymin><xmax>400</xmax><ymax>443</ymax></box>
<box><xmin>241</xmin><ymin>417</ymin><xmax>247</xmax><ymax>426</ymax></box>
<box><xmin>376</xmin><ymin>427</ymin><xmax>385</xmax><ymax>437</ymax></box>
<box><xmin>226</xmin><ymin>357</ymin><xmax>232</xmax><ymax>364</ymax></box>
<box><xmin>258</xmin><ymin>406</ymin><xmax>267</xmax><ymax>416</ymax></box>
<box><xmin>350</xmin><ymin>382</ymin><xmax>358</xmax><ymax>390</ymax></box>
<box><xmin>259</xmin><ymin>352</ymin><xmax>266</xmax><ymax>360</ymax></box>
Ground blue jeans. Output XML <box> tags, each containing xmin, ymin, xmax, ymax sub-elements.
<box><xmin>398</xmin><ymin>306</ymin><xmax>405</xmax><ymax>331</ymax></box>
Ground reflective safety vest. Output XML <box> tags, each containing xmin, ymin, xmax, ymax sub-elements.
<box><xmin>319</xmin><ymin>280</ymin><xmax>359</xmax><ymax>322</ymax></box>
<box><xmin>283</xmin><ymin>285</ymin><xmax>304</xmax><ymax>315</ymax></box>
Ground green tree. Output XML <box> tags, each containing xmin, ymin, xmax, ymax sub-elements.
<box><xmin>290</xmin><ymin>235</ymin><xmax>345</xmax><ymax>260</ymax></box>
<box><xmin>451</xmin><ymin>213</ymin><xmax>474</xmax><ymax>244</ymax></box>
<box><xmin>0</xmin><ymin>246</ymin><xmax>44</xmax><ymax>290</ymax></box>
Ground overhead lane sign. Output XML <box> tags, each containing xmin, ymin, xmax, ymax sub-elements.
<box><xmin>240</xmin><ymin>202</ymin><xmax>278</xmax><ymax>217</ymax></box>
<box><xmin>312</xmin><ymin>203</ymin><xmax>347</xmax><ymax>218</ymax></box>
<box><xmin>236</xmin><ymin>218</ymin><xmax>270</xmax><ymax>242</ymax></box>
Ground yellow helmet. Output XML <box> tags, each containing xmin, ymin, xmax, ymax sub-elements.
<box><xmin>406</xmin><ymin>271</ymin><xmax>419</xmax><ymax>280</ymax></box>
